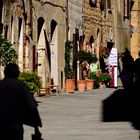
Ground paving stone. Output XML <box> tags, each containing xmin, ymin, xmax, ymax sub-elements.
<box><xmin>24</xmin><ymin>88</ymin><xmax>139</xmax><ymax>140</ymax></box>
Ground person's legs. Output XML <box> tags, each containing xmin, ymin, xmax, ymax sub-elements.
<box><xmin>0</xmin><ymin>124</ymin><xmax>23</xmax><ymax>140</ymax></box>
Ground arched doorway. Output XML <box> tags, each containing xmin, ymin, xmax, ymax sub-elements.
<box><xmin>50</xmin><ymin>20</ymin><xmax>58</xmax><ymax>85</ymax></box>
<box><xmin>37</xmin><ymin>17</ymin><xmax>50</xmax><ymax>87</ymax></box>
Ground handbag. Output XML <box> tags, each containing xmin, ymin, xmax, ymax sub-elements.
<box><xmin>32</xmin><ymin>127</ymin><xmax>43</xmax><ymax>140</ymax></box>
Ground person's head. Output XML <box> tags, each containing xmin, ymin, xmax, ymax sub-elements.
<box><xmin>124</xmin><ymin>48</ymin><xmax>130</xmax><ymax>55</ymax></box>
<box><xmin>4</xmin><ymin>63</ymin><xmax>20</xmax><ymax>78</ymax></box>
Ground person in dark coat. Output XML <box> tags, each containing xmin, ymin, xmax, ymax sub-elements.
<box><xmin>0</xmin><ymin>63</ymin><xmax>42</xmax><ymax>140</ymax></box>
<box><xmin>130</xmin><ymin>51</ymin><xmax>140</xmax><ymax>131</ymax></box>
<box><xmin>133</xmin><ymin>51</ymin><xmax>140</xmax><ymax>82</ymax></box>
<box><xmin>120</xmin><ymin>48</ymin><xmax>134</xmax><ymax>89</ymax></box>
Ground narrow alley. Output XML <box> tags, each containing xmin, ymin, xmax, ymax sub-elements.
<box><xmin>24</xmin><ymin>88</ymin><xmax>139</xmax><ymax>140</ymax></box>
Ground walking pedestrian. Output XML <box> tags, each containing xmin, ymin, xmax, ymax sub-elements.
<box><xmin>131</xmin><ymin>51</ymin><xmax>140</xmax><ymax>131</ymax></box>
<box><xmin>0</xmin><ymin>63</ymin><xmax>42</xmax><ymax>140</ymax></box>
<box><xmin>133</xmin><ymin>51</ymin><xmax>140</xmax><ymax>82</ymax></box>
<box><xmin>120</xmin><ymin>48</ymin><xmax>134</xmax><ymax>89</ymax></box>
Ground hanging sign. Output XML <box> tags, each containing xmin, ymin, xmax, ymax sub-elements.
<box><xmin>108</xmin><ymin>48</ymin><xmax>118</xmax><ymax>66</ymax></box>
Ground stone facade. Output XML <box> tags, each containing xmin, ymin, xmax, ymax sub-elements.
<box><xmin>83</xmin><ymin>0</ymin><xmax>114</xmax><ymax>59</ymax></box>
<box><xmin>0</xmin><ymin>0</ymin><xmax>139</xmax><ymax>91</ymax></box>
<box><xmin>83</xmin><ymin>0</ymin><xmax>133</xmax><ymax>54</ymax></box>
<box><xmin>131</xmin><ymin>0</ymin><xmax>140</xmax><ymax>60</ymax></box>
<box><xmin>0</xmin><ymin>0</ymin><xmax>66</xmax><ymax>92</ymax></box>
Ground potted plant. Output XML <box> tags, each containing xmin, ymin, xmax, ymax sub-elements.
<box><xmin>74</xmin><ymin>50</ymin><xmax>98</xmax><ymax>91</ymax></box>
<box><xmin>90</xmin><ymin>72</ymin><xmax>100</xmax><ymax>89</ymax></box>
<box><xmin>64</xmin><ymin>41</ymin><xmax>75</xmax><ymax>93</ymax></box>
<box><xmin>18</xmin><ymin>71</ymin><xmax>42</xmax><ymax>95</ymax></box>
<box><xmin>100</xmin><ymin>72</ymin><xmax>111</xmax><ymax>87</ymax></box>
<box><xmin>74</xmin><ymin>50</ymin><xmax>97</xmax><ymax>65</ymax></box>
<box><xmin>0</xmin><ymin>34</ymin><xmax>17</xmax><ymax>79</ymax></box>
<box><xmin>90</xmin><ymin>72</ymin><xmax>111</xmax><ymax>88</ymax></box>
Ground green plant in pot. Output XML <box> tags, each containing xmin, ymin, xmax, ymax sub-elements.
<box><xmin>74</xmin><ymin>50</ymin><xmax>98</xmax><ymax>80</ymax></box>
<box><xmin>64</xmin><ymin>40</ymin><xmax>75</xmax><ymax>93</ymax></box>
<box><xmin>64</xmin><ymin>40</ymin><xmax>73</xmax><ymax>79</ymax></box>
<box><xmin>100</xmin><ymin>72</ymin><xmax>111</xmax><ymax>87</ymax></box>
<box><xmin>0</xmin><ymin>34</ymin><xmax>17</xmax><ymax>67</ymax></box>
<box><xmin>74</xmin><ymin>51</ymin><xmax>97</xmax><ymax>65</ymax></box>
<box><xmin>90</xmin><ymin>72</ymin><xmax>100</xmax><ymax>88</ymax></box>
<box><xmin>0</xmin><ymin>34</ymin><xmax>18</xmax><ymax>79</ymax></box>
<box><xmin>90</xmin><ymin>72</ymin><xmax>111</xmax><ymax>88</ymax></box>
<box><xmin>18</xmin><ymin>71</ymin><xmax>42</xmax><ymax>94</ymax></box>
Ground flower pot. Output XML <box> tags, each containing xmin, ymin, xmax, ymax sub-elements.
<box><xmin>99</xmin><ymin>82</ymin><xmax>106</xmax><ymax>89</ymax></box>
<box><xmin>85</xmin><ymin>79</ymin><xmax>94</xmax><ymax>90</ymax></box>
<box><xmin>65</xmin><ymin>79</ymin><xmax>75</xmax><ymax>93</ymax></box>
<box><xmin>77</xmin><ymin>80</ymin><xmax>86</xmax><ymax>92</ymax></box>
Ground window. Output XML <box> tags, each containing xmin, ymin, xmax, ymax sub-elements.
<box><xmin>107</xmin><ymin>0</ymin><xmax>112</xmax><ymax>13</ymax></box>
<box><xmin>89</xmin><ymin>0</ymin><xmax>97</xmax><ymax>7</ymax></box>
<box><xmin>124</xmin><ymin>0</ymin><xmax>130</xmax><ymax>19</ymax></box>
<box><xmin>100</xmin><ymin>0</ymin><xmax>105</xmax><ymax>11</ymax></box>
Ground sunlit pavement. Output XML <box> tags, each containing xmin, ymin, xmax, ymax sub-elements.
<box><xmin>24</xmin><ymin>88</ymin><xmax>139</xmax><ymax>140</ymax></box>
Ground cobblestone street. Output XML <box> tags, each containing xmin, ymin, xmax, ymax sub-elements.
<box><xmin>24</xmin><ymin>88</ymin><xmax>139</xmax><ymax>140</ymax></box>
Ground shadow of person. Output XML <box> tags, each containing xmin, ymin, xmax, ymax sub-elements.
<box><xmin>102</xmin><ymin>88</ymin><xmax>133</xmax><ymax>122</ymax></box>
<box><xmin>102</xmin><ymin>86</ymin><xmax>140</xmax><ymax>134</ymax></box>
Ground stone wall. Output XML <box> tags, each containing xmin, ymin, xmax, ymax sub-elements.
<box><xmin>1</xmin><ymin>0</ymin><xmax>66</xmax><ymax>91</ymax></box>
<box><xmin>83</xmin><ymin>0</ymin><xmax>113</xmax><ymax>58</ymax></box>
<box><xmin>131</xmin><ymin>0</ymin><xmax>140</xmax><ymax>60</ymax></box>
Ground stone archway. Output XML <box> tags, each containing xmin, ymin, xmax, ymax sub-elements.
<box><xmin>50</xmin><ymin>20</ymin><xmax>58</xmax><ymax>86</ymax></box>
<box><xmin>37</xmin><ymin>17</ymin><xmax>50</xmax><ymax>87</ymax></box>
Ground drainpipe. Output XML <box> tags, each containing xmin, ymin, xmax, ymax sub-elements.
<box><xmin>66</xmin><ymin>0</ymin><xmax>68</xmax><ymax>41</ymax></box>
<box><xmin>114</xmin><ymin>0</ymin><xmax>118</xmax><ymax>50</ymax></box>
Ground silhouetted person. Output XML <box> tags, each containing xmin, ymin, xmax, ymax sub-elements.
<box><xmin>133</xmin><ymin>51</ymin><xmax>140</xmax><ymax>83</ymax></box>
<box><xmin>120</xmin><ymin>48</ymin><xmax>134</xmax><ymax>89</ymax></box>
<box><xmin>0</xmin><ymin>63</ymin><xmax>42</xmax><ymax>140</ymax></box>
<box><xmin>130</xmin><ymin>51</ymin><xmax>140</xmax><ymax>131</ymax></box>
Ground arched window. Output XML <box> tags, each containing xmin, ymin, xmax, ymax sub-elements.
<box><xmin>50</xmin><ymin>20</ymin><xmax>57</xmax><ymax>40</ymax></box>
<box><xmin>89</xmin><ymin>0</ymin><xmax>97</xmax><ymax>7</ymax></box>
<box><xmin>37</xmin><ymin>17</ymin><xmax>45</xmax><ymax>41</ymax></box>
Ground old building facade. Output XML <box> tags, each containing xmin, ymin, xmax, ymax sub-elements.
<box><xmin>0</xmin><ymin>0</ymin><xmax>138</xmax><ymax>91</ymax></box>
<box><xmin>131</xmin><ymin>0</ymin><xmax>140</xmax><ymax>60</ymax></box>
<box><xmin>83</xmin><ymin>0</ymin><xmax>134</xmax><ymax>74</ymax></box>
<box><xmin>83</xmin><ymin>0</ymin><xmax>133</xmax><ymax>55</ymax></box>
<box><xmin>83</xmin><ymin>0</ymin><xmax>114</xmax><ymax>59</ymax></box>
<box><xmin>0</xmin><ymin>0</ymin><xmax>67</xmax><ymax>92</ymax></box>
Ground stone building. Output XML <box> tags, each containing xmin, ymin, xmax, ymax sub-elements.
<box><xmin>0</xmin><ymin>0</ymin><xmax>137</xmax><ymax>91</ymax></box>
<box><xmin>113</xmin><ymin>0</ymin><xmax>132</xmax><ymax>53</ymax></box>
<box><xmin>83</xmin><ymin>0</ymin><xmax>133</xmax><ymax>72</ymax></box>
<box><xmin>0</xmin><ymin>0</ymin><xmax>67</xmax><ymax>92</ymax></box>
<box><xmin>83</xmin><ymin>0</ymin><xmax>114</xmax><ymax>59</ymax></box>
<box><xmin>131</xmin><ymin>0</ymin><xmax>140</xmax><ymax>60</ymax></box>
